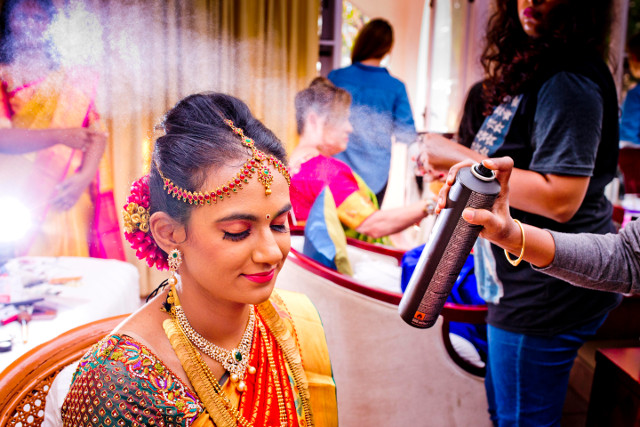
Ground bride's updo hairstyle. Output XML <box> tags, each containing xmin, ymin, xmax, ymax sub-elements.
<box><xmin>149</xmin><ymin>92</ymin><xmax>288</xmax><ymax>233</ymax></box>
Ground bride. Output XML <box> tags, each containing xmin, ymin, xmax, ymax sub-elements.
<box><xmin>61</xmin><ymin>92</ymin><xmax>337</xmax><ymax>427</ymax></box>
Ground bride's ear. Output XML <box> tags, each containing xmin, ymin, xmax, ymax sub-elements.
<box><xmin>149</xmin><ymin>211</ymin><xmax>187</xmax><ymax>254</ymax></box>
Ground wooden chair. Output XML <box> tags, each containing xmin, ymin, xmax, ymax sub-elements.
<box><xmin>612</xmin><ymin>204</ymin><xmax>625</xmax><ymax>230</ymax></box>
<box><xmin>619</xmin><ymin>147</ymin><xmax>640</xmax><ymax>194</ymax></box>
<box><xmin>0</xmin><ymin>314</ymin><xmax>128</xmax><ymax>427</ymax></box>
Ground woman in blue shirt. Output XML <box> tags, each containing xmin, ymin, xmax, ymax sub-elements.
<box><xmin>620</xmin><ymin>33</ymin><xmax>640</xmax><ymax>146</ymax></box>
<box><xmin>328</xmin><ymin>18</ymin><xmax>416</xmax><ymax>204</ymax></box>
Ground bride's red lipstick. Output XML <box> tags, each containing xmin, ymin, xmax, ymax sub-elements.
<box><xmin>243</xmin><ymin>269</ymin><xmax>275</xmax><ymax>283</ymax></box>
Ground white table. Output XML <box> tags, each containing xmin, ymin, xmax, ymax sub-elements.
<box><xmin>0</xmin><ymin>256</ymin><xmax>141</xmax><ymax>374</ymax></box>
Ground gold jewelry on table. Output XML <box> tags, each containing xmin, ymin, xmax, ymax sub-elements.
<box><xmin>504</xmin><ymin>219</ymin><xmax>525</xmax><ymax>267</ymax></box>
<box><xmin>168</xmin><ymin>286</ymin><xmax>255</xmax><ymax>392</ymax></box>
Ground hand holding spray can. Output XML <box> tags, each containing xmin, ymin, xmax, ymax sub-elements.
<box><xmin>399</xmin><ymin>163</ymin><xmax>500</xmax><ymax>328</ymax></box>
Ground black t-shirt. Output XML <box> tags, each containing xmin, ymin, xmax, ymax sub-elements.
<box><xmin>460</xmin><ymin>59</ymin><xmax>622</xmax><ymax>336</ymax></box>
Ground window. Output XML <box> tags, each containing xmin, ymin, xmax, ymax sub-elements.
<box><xmin>318</xmin><ymin>0</ymin><xmax>367</xmax><ymax>76</ymax></box>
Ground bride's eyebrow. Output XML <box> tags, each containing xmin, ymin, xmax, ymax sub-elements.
<box><xmin>274</xmin><ymin>204</ymin><xmax>292</xmax><ymax>218</ymax></box>
<box><xmin>216</xmin><ymin>213</ymin><xmax>257</xmax><ymax>223</ymax></box>
<box><xmin>216</xmin><ymin>204</ymin><xmax>291</xmax><ymax>223</ymax></box>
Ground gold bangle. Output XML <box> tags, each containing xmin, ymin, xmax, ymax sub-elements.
<box><xmin>504</xmin><ymin>219</ymin><xmax>525</xmax><ymax>267</ymax></box>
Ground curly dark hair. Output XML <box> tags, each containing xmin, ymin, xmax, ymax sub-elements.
<box><xmin>481</xmin><ymin>0</ymin><xmax>614</xmax><ymax>111</ymax></box>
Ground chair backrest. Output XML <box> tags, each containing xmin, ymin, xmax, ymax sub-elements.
<box><xmin>619</xmin><ymin>147</ymin><xmax>640</xmax><ymax>194</ymax></box>
<box><xmin>612</xmin><ymin>204</ymin><xmax>625</xmax><ymax>231</ymax></box>
<box><xmin>0</xmin><ymin>314</ymin><xmax>129</xmax><ymax>427</ymax></box>
<box><xmin>276</xmin><ymin>246</ymin><xmax>490</xmax><ymax>426</ymax></box>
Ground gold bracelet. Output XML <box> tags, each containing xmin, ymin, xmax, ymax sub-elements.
<box><xmin>504</xmin><ymin>219</ymin><xmax>525</xmax><ymax>267</ymax></box>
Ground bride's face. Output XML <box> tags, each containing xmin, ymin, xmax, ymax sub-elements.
<box><xmin>177</xmin><ymin>162</ymin><xmax>291</xmax><ymax>307</ymax></box>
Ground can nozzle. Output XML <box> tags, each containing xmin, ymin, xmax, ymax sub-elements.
<box><xmin>471</xmin><ymin>163</ymin><xmax>496</xmax><ymax>181</ymax></box>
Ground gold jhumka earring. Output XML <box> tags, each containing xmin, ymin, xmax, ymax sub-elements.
<box><xmin>167</xmin><ymin>249</ymin><xmax>182</xmax><ymax>286</ymax></box>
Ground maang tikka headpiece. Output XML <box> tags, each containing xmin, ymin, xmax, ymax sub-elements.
<box><xmin>157</xmin><ymin>119</ymin><xmax>290</xmax><ymax>205</ymax></box>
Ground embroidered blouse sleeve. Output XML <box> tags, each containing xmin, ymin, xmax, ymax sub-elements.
<box><xmin>61</xmin><ymin>335</ymin><xmax>203</xmax><ymax>426</ymax></box>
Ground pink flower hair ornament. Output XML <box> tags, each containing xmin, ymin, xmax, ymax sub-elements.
<box><xmin>122</xmin><ymin>175</ymin><xmax>169</xmax><ymax>270</ymax></box>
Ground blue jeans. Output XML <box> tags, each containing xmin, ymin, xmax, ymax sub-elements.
<box><xmin>485</xmin><ymin>316</ymin><xmax>607</xmax><ymax>427</ymax></box>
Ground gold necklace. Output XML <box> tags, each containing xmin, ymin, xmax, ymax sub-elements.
<box><xmin>173</xmin><ymin>303</ymin><xmax>256</xmax><ymax>391</ymax></box>
<box><xmin>169</xmin><ymin>316</ymin><xmax>255</xmax><ymax>427</ymax></box>
<box><xmin>165</xmin><ymin>296</ymin><xmax>290</xmax><ymax>426</ymax></box>
<box><xmin>256</xmin><ymin>297</ymin><xmax>314</xmax><ymax>427</ymax></box>
<box><xmin>192</xmin><ymin>317</ymin><xmax>290</xmax><ymax>427</ymax></box>
<box><xmin>258</xmin><ymin>320</ymin><xmax>289</xmax><ymax>427</ymax></box>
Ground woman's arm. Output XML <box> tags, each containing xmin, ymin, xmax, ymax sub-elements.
<box><xmin>423</xmin><ymin>72</ymin><xmax>604</xmax><ymax>224</ymax></box>
<box><xmin>421</xmin><ymin>134</ymin><xmax>589</xmax><ymax>222</ymax></box>
<box><xmin>437</xmin><ymin>157</ymin><xmax>640</xmax><ymax>294</ymax></box>
<box><xmin>539</xmin><ymin>224</ymin><xmax>640</xmax><ymax>294</ymax></box>
<box><xmin>0</xmin><ymin>128</ymin><xmax>98</xmax><ymax>153</ymax></box>
<box><xmin>355</xmin><ymin>199</ymin><xmax>431</xmax><ymax>239</ymax></box>
<box><xmin>50</xmin><ymin>131</ymin><xmax>107</xmax><ymax>211</ymax></box>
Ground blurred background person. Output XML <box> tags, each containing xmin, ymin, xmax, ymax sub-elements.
<box><xmin>328</xmin><ymin>18</ymin><xmax>416</xmax><ymax>206</ymax></box>
<box><xmin>290</xmin><ymin>77</ymin><xmax>433</xmax><ymax>244</ymax></box>
<box><xmin>0</xmin><ymin>0</ymin><xmax>123</xmax><ymax>259</ymax></box>
<box><xmin>620</xmin><ymin>32</ymin><xmax>640</xmax><ymax>146</ymax></box>
<box><xmin>419</xmin><ymin>0</ymin><xmax>621</xmax><ymax>425</ymax></box>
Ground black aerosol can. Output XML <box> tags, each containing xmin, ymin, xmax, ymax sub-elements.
<box><xmin>399</xmin><ymin>163</ymin><xmax>501</xmax><ymax>328</ymax></box>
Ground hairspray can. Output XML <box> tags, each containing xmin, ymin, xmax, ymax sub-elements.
<box><xmin>398</xmin><ymin>163</ymin><xmax>500</xmax><ymax>328</ymax></box>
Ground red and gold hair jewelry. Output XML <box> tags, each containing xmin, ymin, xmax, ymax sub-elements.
<box><xmin>158</xmin><ymin>119</ymin><xmax>290</xmax><ymax>205</ymax></box>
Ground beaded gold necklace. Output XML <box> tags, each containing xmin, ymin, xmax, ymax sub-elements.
<box><xmin>167</xmin><ymin>289</ymin><xmax>256</xmax><ymax>391</ymax></box>
<box><xmin>164</xmin><ymin>285</ymin><xmax>290</xmax><ymax>427</ymax></box>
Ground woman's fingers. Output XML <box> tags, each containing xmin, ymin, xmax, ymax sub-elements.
<box><xmin>434</xmin><ymin>159</ymin><xmax>476</xmax><ymax>214</ymax></box>
<box><xmin>462</xmin><ymin>207</ymin><xmax>496</xmax><ymax>227</ymax></box>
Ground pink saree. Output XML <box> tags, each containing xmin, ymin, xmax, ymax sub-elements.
<box><xmin>0</xmin><ymin>66</ymin><xmax>124</xmax><ymax>260</ymax></box>
<box><xmin>290</xmin><ymin>155</ymin><xmax>390</xmax><ymax>244</ymax></box>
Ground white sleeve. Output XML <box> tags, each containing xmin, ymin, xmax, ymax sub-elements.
<box><xmin>42</xmin><ymin>361</ymin><xmax>79</xmax><ymax>427</ymax></box>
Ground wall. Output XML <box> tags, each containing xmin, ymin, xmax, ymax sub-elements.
<box><xmin>352</xmin><ymin>0</ymin><xmax>490</xmax><ymax>131</ymax></box>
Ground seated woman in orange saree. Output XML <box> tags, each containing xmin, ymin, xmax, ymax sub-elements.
<box><xmin>290</xmin><ymin>78</ymin><xmax>433</xmax><ymax>244</ymax></box>
<box><xmin>0</xmin><ymin>0</ymin><xmax>123</xmax><ymax>259</ymax></box>
<box><xmin>61</xmin><ymin>93</ymin><xmax>337</xmax><ymax>426</ymax></box>
<box><xmin>63</xmin><ymin>289</ymin><xmax>335</xmax><ymax>427</ymax></box>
